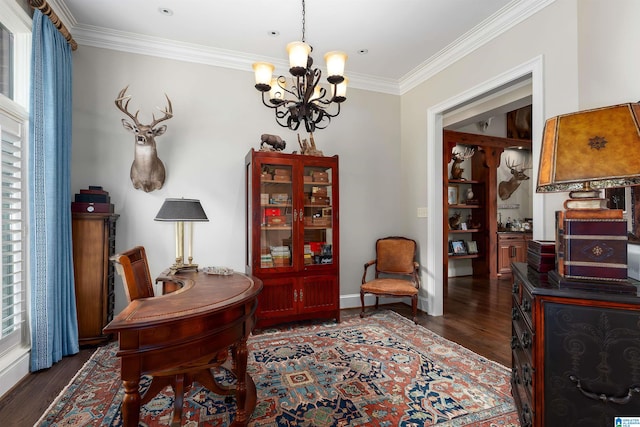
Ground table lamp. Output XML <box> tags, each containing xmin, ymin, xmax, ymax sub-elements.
<box><xmin>154</xmin><ymin>198</ymin><xmax>208</xmax><ymax>274</ymax></box>
<box><xmin>536</xmin><ymin>102</ymin><xmax>640</xmax><ymax>288</ymax></box>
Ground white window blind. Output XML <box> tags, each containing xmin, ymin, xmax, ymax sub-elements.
<box><xmin>0</xmin><ymin>110</ymin><xmax>25</xmax><ymax>356</ymax></box>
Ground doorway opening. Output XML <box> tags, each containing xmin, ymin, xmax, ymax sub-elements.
<box><xmin>423</xmin><ymin>55</ymin><xmax>545</xmax><ymax>317</ymax></box>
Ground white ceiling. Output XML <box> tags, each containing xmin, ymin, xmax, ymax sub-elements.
<box><xmin>50</xmin><ymin>0</ymin><xmax>551</xmax><ymax>94</ymax></box>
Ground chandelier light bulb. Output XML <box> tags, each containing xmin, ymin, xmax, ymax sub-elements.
<box><xmin>286</xmin><ymin>41</ymin><xmax>311</xmax><ymax>76</ymax></box>
<box><xmin>324</xmin><ymin>51</ymin><xmax>347</xmax><ymax>84</ymax></box>
<box><xmin>252</xmin><ymin>62</ymin><xmax>274</xmax><ymax>92</ymax></box>
<box><xmin>269</xmin><ymin>78</ymin><xmax>285</xmax><ymax>103</ymax></box>
<box><xmin>332</xmin><ymin>77</ymin><xmax>348</xmax><ymax>103</ymax></box>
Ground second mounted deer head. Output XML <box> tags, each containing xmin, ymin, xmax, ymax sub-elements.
<box><xmin>115</xmin><ymin>86</ymin><xmax>173</xmax><ymax>192</ymax></box>
<box><xmin>450</xmin><ymin>146</ymin><xmax>475</xmax><ymax>180</ymax></box>
<box><xmin>498</xmin><ymin>157</ymin><xmax>531</xmax><ymax>200</ymax></box>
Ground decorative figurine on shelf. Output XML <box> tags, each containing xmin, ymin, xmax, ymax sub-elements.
<box><xmin>260</xmin><ymin>134</ymin><xmax>286</xmax><ymax>151</ymax></box>
<box><xmin>450</xmin><ymin>146</ymin><xmax>475</xmax><ymax>180</ymax></box>
<box><xmin>448</xmin><ymin>212</ymin><xmax>461</xmax><ymax>230</ymax></box>
<box><xmin>297</xmin><ymin>133</ymin><xmax>323</xmax><ymax>156</ymax></box>
<box><xmin>464</xmin><ymin>187</ymin><xmax>479</xmax><ymax>205</ymax></box>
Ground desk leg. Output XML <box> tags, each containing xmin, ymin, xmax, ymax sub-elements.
<box><xmin>122</xmin><ymin>379</ymin><xmax>141</xmax><ymax>427</ymax></box>
<box><xmin>230</xmin><ymin>338</ymin><xmax>256</xmax><ymax>427</ymax></box>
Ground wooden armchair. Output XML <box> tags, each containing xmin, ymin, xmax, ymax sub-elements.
<box><xmin>110</xmin><ymin>246</ymin><xmax>232</xmax><ymax>427</ymax></box>
<box><xmin>360</xmin><ymin>236</ymin><xmax>420</xmax><ymax>323</ymax></box>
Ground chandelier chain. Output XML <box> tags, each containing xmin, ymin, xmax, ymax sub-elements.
<box><xmin>301</xmin><ymin>0</ymin><xmax>306</xmax><ymax>43</ymax></box>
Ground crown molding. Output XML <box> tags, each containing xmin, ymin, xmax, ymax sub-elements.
<box><xmin>399</xmin><ymin>0</ymin><xmax>555</xmax><ymax>95</ymax></box>
<box><xmin>56</xmin><ymin>0</ymin><xmax>554</xmax><ymax>96</ymax></box>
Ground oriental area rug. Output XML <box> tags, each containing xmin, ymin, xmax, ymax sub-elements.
<box><xmin>36</xmin><ymin>311</ymin><xmax>520</xmax><ymax>426</ymax></box>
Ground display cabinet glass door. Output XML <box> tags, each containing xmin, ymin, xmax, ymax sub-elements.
<box><xmin>259</xmin><ymin>164</ymin><xmax>293</xmax><ymax>269</ymax></box>
<box><xmin>302</xmin><ymin>165</ymin><xmax>334</xmax><ymax>267</ymax></box>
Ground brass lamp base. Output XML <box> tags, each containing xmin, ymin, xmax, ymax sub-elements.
<box><xmin>168</xmin><ymin>257</ymin><xmax>198</xmax><ymax>275</ymax></box>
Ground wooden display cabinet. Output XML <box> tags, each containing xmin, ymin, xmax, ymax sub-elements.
<box><xmin>245</xmin><ymin>149</ymin><xmax>339</xmax><ymax>328</ymax></box>
<box><xmin>72</xmin><ymin>212</ymin><xmax>118</xmax><ymax>345</ymax></box>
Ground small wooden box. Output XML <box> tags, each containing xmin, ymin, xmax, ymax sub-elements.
<box><xmin>260</xmin><ymin>172</ymin><xmax>272</xmax><ymax>181</ymax></box>
<box><xmin>303</xmin><ymin>176</ymin><xmax>313</xmax><ymax>183</ymax></box>
<box><xmin>267</xmin><ymin>215</ymin><xmax>287</xmax><ymax>226</ymax></box>
<box><xmin>563</xmin><ymin>218</ymin><xmax>628</xmax><ymax>281</ymax></box>
<box><xmin>273</xmin><ymin>174</ymin><xmax>291</xmax><ymax>182</ymax></box>
<box><xmin>312</xmin><ymin>171</ymin><xmax>329</xmax><ymax>182</ymax></box>
<box><xmin>273</xmin><ymin>168</ymin><xmax>291</xmax><ymax>176</ymax></box>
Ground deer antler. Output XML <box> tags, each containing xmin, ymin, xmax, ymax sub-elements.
<box><xmin>115</xmin><ymin>86</ymin><xmax>173</xmax><ymax>128</ymax></box>
<box><xmin>452</xmin><ymin>146</ymin><xmax>475</xmax><ymax>161</ymax></box>
<box><xmin>150</xmin><ymin>94</ymin><xmax>173</xmax><ymax>128</ymax></box>
<box><xmin>505</xmin><ymin>156</ymin><xmax>532</xmax><ymax>172</ymax></box>
<box><xmin>115</xmin><ymin>85</ymin><xmax>141</xmax><ymax>125</ymax></box>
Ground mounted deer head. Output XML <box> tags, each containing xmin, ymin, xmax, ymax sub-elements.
<box><xmin>115</xmin><ymin>86</ymin><xmax>173</xmax><ymax>192</ymax></box>
<box><xmin>498</xmin><ymin>157</ymin><xmax>531</xmax><ymax>200</ymax></box>
<box><xmin>450</xmin><ymin>146</ymin><xmax>475</xmax><ymax>180</ymax></box>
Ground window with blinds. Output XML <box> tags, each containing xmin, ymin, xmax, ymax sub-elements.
<box><xmin>0</xmin><ymin>2</ymin><xmax>29</xmax><ymax>359</ymax></box>
<box><xmin>0</xmin><ymin>111</ymin><xmax>24</xmax><ymax>356</ymax></box>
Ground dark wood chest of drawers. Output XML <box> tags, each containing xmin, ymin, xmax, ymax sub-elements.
<box><xmin>511</xmin><ymin>262</ymin><xmax>640</xmax><ymax>426</ymax></box>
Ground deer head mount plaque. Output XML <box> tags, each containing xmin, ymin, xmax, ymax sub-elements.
<box><xmin>115</xmin><ymin>86</ymin><xmax>173</xmax><ymax>192</ymax></box>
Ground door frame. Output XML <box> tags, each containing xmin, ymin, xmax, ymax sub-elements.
<box><xmin>424</xmin><ymin>55</ymin><xmax>545</xmax><ymax>316</ymax></box>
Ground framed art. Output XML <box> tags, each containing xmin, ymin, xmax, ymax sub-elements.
<box><xmin>450</xmin><ymin>240</ymin><xmax>467</xmax><ymax>255</ymax></box>
<box><xmin>447</xmin><ymin>185</ymin><xmax>459</xmax><ymax>205</ymax></box>
<box><xmin>466</xmin><ymin>240</ymin><xmax>478</xmax><ymax>254</ymax></box>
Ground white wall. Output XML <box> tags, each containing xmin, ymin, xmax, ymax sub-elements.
<box><xmin>72</xmin><ymin>47</ymin><xmax>401</xmax><ymax>314</ymax></box>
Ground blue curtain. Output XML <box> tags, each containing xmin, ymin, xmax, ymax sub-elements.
<box><xmin>29</xmin><ymin>9</ymin><xmax>78</xmax><ymax>371</ymax></box>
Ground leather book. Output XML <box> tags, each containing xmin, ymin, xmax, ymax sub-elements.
<box><xmin>564</xmin><ymin>208</ymin><xmax>624</xmax><ymax>219</ymax></box>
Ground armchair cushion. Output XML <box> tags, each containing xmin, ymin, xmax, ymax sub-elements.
<box><xmin>361</xmin><ymin>279</ymin><xmax>418</xmax><ymax>296</ymax></box>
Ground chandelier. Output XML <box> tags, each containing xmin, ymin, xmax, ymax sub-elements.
<box><xmin>252</xmin><ymin>0</ymin><xmax>348</xmax><ymax>133</ymax></box>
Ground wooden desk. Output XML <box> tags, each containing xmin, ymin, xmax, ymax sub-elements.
<box><xmin>104</xmin><ymin>270</ymin><xmax>263</xmax><ymax>427</ymax></box>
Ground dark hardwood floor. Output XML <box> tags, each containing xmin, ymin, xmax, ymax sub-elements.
<box><xmin>0</xmin><ymin>275</ymin><xmax>512</xmax><ymax>426</ymax></box>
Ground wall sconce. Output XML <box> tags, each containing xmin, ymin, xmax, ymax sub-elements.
<box><xmin>537</xmin><ymin>102</ymin><xmax>640</xmax><ymax>288</ymax></box>
<box><xmin>154</xmin><ymin>198</ymin><xmax>208</xmax><ymax>274</ymax></box>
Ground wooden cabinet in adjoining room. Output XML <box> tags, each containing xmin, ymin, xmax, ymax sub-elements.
<box><xmin>245</xmin><ymin>149</ymin><xmax>340</xmax><ymax>329</ymax></box>
<box><xmin>72</xmin><ymin>212</ymin><xmax>118</xmax><ymax>345</ymax></box>
<box><xmin>497</xmin><ymin>232</ymin><xmax>531</xmax><ymax>278</ymax></box>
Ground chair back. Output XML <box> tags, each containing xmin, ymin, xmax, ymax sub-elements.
<box><xmin>375</xmin><ymin>236</ymin><xmax>417</xmax><ymax>276</ymax></box>
<box><xmin>111</xmin><ymin>246</ymin><xmax>154</xmax><ymax>302</ymax></box>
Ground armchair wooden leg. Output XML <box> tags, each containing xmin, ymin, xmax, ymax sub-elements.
<box><xmin>411</xmin><ymin>295</ymin><xmax>418</xmax><ymax>324</ymax></box>
<box><xmin>360</xmin><ymin>291</ymin><xmax>366</xmax><ymax>318</ymax></box>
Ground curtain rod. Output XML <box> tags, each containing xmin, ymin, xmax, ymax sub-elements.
<box><xmin>29</xmin><ymin>0</ymin><xmax>78</xmax><ymax>51</ymax></box>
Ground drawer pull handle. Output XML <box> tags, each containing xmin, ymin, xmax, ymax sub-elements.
<box><xmin>512</xmin><ymin>307</ymin><xmax>520</xmax><ymax>320</ymax></box>
<box><xmin>569</xmin><ymin>375</ymin><xmax>640</xmax><ymax>405</ymax></box>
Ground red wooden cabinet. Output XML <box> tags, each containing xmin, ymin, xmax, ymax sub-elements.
<box><xmin>245</xmin><ymin>149</ymin><xmax>339</xmax><ymax>328</ymax></box>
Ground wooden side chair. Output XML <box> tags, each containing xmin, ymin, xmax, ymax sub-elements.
<box><xmin>360</xmin><ymin>236</ymin><xmax>420</xmax><ymax>323</ymax></box>
<box><xmin>110</xmin><ymin>246</ymin><xmax>232</xmax><ymax>427</ymax></box>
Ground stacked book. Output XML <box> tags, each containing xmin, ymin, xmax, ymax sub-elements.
<box><xmin>270</xmin><ymin>246</ymin><xmax>291</xmax><ymax>267</ymax></box>
<box><xmin>527</xmin><ymin>240</ymin><xmax>555</xmax><ymax>273</ymax></box>
<box><xmin>260</xmin><ymin>253</ymin><xmax>274</xmax><ymax>268</ymax></box>
<box><xmin>304</xmin><ymin>244</ymin><xmax>313</xmax><ymax>265</ymax></box>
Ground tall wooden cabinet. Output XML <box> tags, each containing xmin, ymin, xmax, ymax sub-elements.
<box><xmin>245</xmin><ymin>149</ymin><xmax>339</xmax><ymax>329</ymax></box>
<box><xmin>511</xmin><ymin>262</ymin><xmax>640</xmax><ymax>426</ymax></box>
<box><xmin>72</xmin><ymin>212</ymin><xmax>118</xmax><ymax>345</ymax></box>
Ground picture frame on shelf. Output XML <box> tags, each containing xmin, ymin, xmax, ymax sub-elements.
<box><xmin>450</xmin><ymin>240</ymin><xmax>467</xmax><ymax>255</ymax></box>
<box><xmin>466</xmin><ymin>240</ymin><xmax>478</xmax><ymax>254</ymax></box>
<box><xmin>460</xmin><ymin>222</ymin><xmax>467</xmax><ymax>230</ymax></box>
<box><xmin>447</xmin><ymin>185</ymin><xmax>459</xmax><ymax>205</ymax></box>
